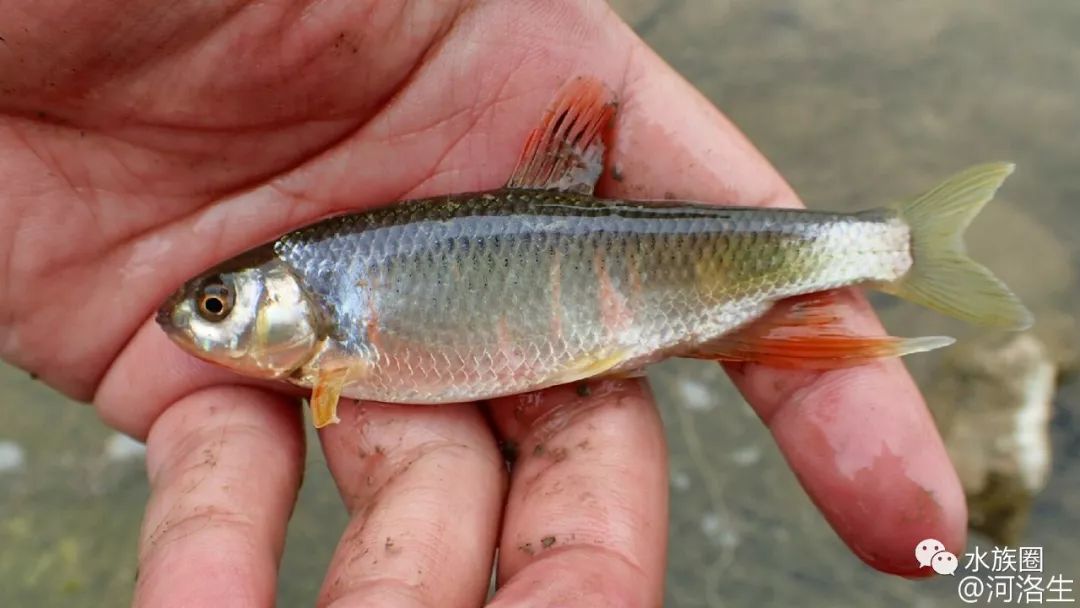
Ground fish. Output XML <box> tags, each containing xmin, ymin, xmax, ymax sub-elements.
<box><xmin>156</xmin><ymin>76</ymin><xmax>1033</xmax><ymax>428</ymax></box>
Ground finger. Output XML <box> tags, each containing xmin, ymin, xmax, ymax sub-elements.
<box><xmin>724</xmin><ymin>298</ymin><xmax>968</xmax><ymax>575</ymax></box>
<box><xmin>96</xmin><ymin>318</ymin><xmax>307</xmax><ymax>439</ymax></box>
<box><xmin>604</xmin><ymin>40</ymin><xmax>966</xmax><ymax>575</ymax></box>
<box><xmin>487</xmin><ymin>380</ymin><xmax>668</xmax><ymax>607</ymax></box>
<box><xmin>316</xmin><ymin>402</ymin><xmax>505</xmax><ymax>608</ymax></box>
<box><xmin>134</xmin><ymin>386</ymin><xmax>304</xmax><ymax>608</ymax></box>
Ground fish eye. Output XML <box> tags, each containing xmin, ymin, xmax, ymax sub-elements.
<box><xmin>196</xmin><ymin>277</ymin><xmax>234</xmax><ymax>322</ymax></box>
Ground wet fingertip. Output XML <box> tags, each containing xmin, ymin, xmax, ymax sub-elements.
<box><xmin>755</xmin><ymin>362</ymin><xmax>968</xmax><ymax>577</ymax></box>
<box><xmin>790</xmin><ymin>432</ymin><xmax>967</xmax><ymax>576</ymax></box>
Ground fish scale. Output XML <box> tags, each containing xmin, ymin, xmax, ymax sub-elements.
<box><xmin>268</xmin><ymin>190</ymin><xmax>911</xmax><ymax>404</ymax></box>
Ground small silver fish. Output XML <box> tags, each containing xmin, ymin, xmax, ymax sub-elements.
<box><xmin>157</xmin><ymin>77</ymin><xmax>1032</xmax><ymax>427</ymax></box>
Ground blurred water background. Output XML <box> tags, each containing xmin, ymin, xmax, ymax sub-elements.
<box><xmin>1</xmin><ymin>0</ymin><xmax>1077</xmax><ymax>605</ymax></box>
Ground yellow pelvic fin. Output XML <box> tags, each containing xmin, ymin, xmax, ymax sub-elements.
<box><xmin>548</xmin><ymin>348</ymin><xmax>631</xmax><ymax>386</ymax></box>
<box><xmin>310</xmin><ymin>366</ymin><xmax>352</xmax><ymax>429</ymax></box>
<box><xmin>602</xmin><ymin>367</ymin><xmax>647</xmax><ymax>380</ymax></box>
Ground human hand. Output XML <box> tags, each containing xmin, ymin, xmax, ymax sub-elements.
<box><xmin>0</xmin><ymin>1</ymin><xmax>965</xmax><ymax>605</ymax></box>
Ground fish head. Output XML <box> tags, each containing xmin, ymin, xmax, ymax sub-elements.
<box><xmin>156</xmin><ymin>250</ymin><xmax>322</xmax><ymax>379</ymax></box>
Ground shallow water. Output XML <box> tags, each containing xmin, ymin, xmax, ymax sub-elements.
<box><xmin>2</xmin><ymin>1</ymin><xmax>1077</xmax><ymax>605</ymax></box>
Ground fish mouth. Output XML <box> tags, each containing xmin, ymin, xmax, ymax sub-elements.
<box><xmin>155</xmin><ymin>287</ymin><xmax>186</xmax><ymax>328</ymax></box>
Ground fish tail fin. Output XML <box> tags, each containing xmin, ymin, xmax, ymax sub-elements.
<box><xmin>881</xmin><ymin>162</ymin><xmax>1034</xmax><ymax>330</ymax></box>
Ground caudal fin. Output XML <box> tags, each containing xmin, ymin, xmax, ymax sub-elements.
<box><xmin>882</xmin><ymin>163</ymin><xmax>1033</xmax><ymax>330</ymax></box>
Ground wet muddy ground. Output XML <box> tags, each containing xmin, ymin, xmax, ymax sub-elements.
<box><xmin>2</xmin><ymin>1</ymin><xmax>1077</xmax><ymax>605</ymax></box>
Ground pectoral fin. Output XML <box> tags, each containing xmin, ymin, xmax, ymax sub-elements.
<box><xmin>689</xmin><ymin>292</ymin><xmax>954</xmax><ymax>369</ymax></box>
<box><xmin>506</xmin><ymin>76</ymin><xmax>617</xmax><ymax>195</ymax></box>
<box><xmin>310</xmin><ymin>366</ymin><xmax>351</xmax><ymax>428</ymax></box>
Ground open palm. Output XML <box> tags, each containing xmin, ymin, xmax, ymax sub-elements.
<box><xmin>0</xmin><ymin>1</ymin><xmax>965</xmax><ymax>605</ymax></box>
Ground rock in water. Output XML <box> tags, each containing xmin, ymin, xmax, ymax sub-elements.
<box><xmin>927</xmin><ymin>333</ymin><xmax>1057</xmax><ymax>545</ymax></box>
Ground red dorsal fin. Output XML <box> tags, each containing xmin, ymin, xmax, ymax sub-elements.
<box><xmin>506</xmin><ymin>76</ymin><xmax>617</xmax><ymax>195</ymax></box>
<box><xmin>688</xmin><ymin>292</ymin><xmax>955</xmax><ymax>369</ymax></box>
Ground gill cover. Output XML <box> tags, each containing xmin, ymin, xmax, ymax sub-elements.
<box><xmin>156</xmin><ymin>249</ymin><xmax>322</xmax><ymax>379</ymax></box>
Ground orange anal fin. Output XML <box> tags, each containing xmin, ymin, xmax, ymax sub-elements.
<box><xmin>697</xmin><ymin>335</ymin><xmax>954</xmax><ymax>369</ymax></box>
<box><xmin>690</xmin><ymin>292</ymin><xmax>955</xmax><ymax>369</ymax></box>
<box><xmin>506</xmin><ymin>76</ymin><xmax>617</xmax><ymax>195</ymax></box>
<box><xmin>310</xmin><ymin>366</ymin><xmax>352</xmax><ymax>428</ymax></box>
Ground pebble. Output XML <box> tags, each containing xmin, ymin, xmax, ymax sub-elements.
<box><xmin>670</xmin><ymin>469</ymin><xmax>692</xmax><ymax>491</ymax></box>
<box><xmin>0</xmin><ymin>440</ymin><xmax>26</xmax><ymax>473</ymax></box>
<box><xmin>700</xmin><ymin>511</ymin><xmax>740</xmax><ymax>549</ymax></box>
<box><xmin>676</xmin><ymin>377</ymin><xmax>716</xmax><ymax>411</ymax></box>
<box><xmin>105</xmin><ymin>433</ymin><xmax>146</xmax><ymax>462</ymax></box>
<box><xmin>730</xmin><ymin>445</ymin><xmax>762</xmax><ymax>466</ymax></box>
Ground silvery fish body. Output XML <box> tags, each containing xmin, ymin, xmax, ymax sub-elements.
<box><xmin>156</xmin><ymin>76</ymin><xmax>1031</xmax><ymax>427</ymax></box>
<box><xmin>276</xmin><ymin>191</ymin><xmax>909</xmax><ymax>403</ymax></box>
